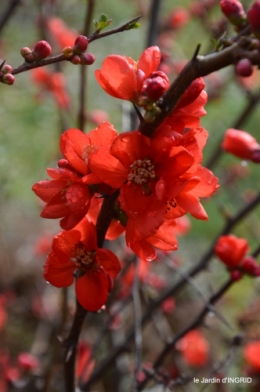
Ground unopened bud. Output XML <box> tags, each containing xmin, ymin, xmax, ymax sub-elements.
<box><xmin>32</xmin><ymin>40</ymin><xmax>52</xmax><ymax>60</ymax></box>
<box><xmin>142</xmin><ymin>71</ymin><xmax>169</xmax><ymax>101</ymax></box>
<box><xmin>230</xmin><ymin>269</ymin><xmax>243</xmax><ymax>281</ymax></box>
<box><xmin>2</xmin><ymin>64</ymin><xmax>13</xmax><ymax>74</ymax></box>
<box><xmin>220</xmin><ymin>0</ymin><xmax>247</xmax><ymax>28</ymax></box>
<box><xmin>251</xmin><ymin>149</ymin><xmax>260</xmax><ymax>162</ymax></box>
<box><xmin>73</xmin><ymin>35</ymin><xmax>89</xmax><ymax>54</ymax></box>
<box><xmin>62</xmin><ymin>46</ymin><xmax>74</xmax><ymax>59</ymax></box>
<box><xmin>240</xmin><ymin>256</ymin><xmax>258</xmax><ymax>275</ymax></box>
<box><xmin>71</xmin><ymin>55</ymin><xmax>81</xmax><ymax>65</ymax></box>
<box><xmin>80</xmin><ymin>52</ymin><xmax>95</xmax><ymax>65</ymax></box>
<box><xmin>18</xmin><ymin>352</ymin><xmax>39</xmax><ymax>372</ymax></box>
<box><xmin>20</xmin><ymin>46</ymin><xmax>32</xmax><ymax>58</ymax></box>
<box><xmin>247</xmin><ymin>1</ymin><xmax>260</xmax><ymax>40</ymax></box>
<box><xmin>235</xmin><ymin>59</ymin><xmax>253</xmax><ymax>77</ymax></box>
<box><xmin>2</xmin><ymin>73</ymin><xmax>15</xmax><ymax>85</ymax></box>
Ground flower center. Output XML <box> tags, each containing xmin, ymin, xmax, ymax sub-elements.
<box><xmin>82</xmin><ymin>144</ymin><xmax>99</xmax><ymax>165</ymax></box>
<box><xmin>71</xmin><ymin>242</ymin><xmax>97</xmax><ymax>276</ymax></box>
<box><xmin>128</xmin><ymin>158</ymin><xmax>156</xmax><ymax>185</ymax></box>
<box><xmin>166</xmin><ymin>198</ymin><xmax>177</xmax><ymax>211</ymax></box>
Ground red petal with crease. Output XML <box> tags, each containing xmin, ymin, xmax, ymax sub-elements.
<box><xmin>89</xmin><ymin>148</ymin><xmax>127</xmax><ymax>188</ymax></box>
<box><xmin>76</xmin><ymin>270</ymin><xmax>109</xmax><ymax>312</ymax></box>
<box><xmin>96</xmin><ymin>249</ymin><xmax>121</xmax><ymax>278</ymax></box>
<box><xmin>95</xmin><ymin>56</ymin><xmax>136</xmax><ymax>100</ymax></box>
<box><xmin>44</xmin><ymin>251</ymin><xmax>74</xmax><ymax>287</ymax></box>
<box><xmin>111</xmin><ymin>131</ymin><xmax>151</xmax><ymax>168</ymax></box>
<box><xmin>138</xmin><ymin>46</ymin><xmax>161</xmax><ymax>76</ymax></box>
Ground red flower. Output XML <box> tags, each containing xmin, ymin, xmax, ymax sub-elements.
<box><xmin>32</xmin><ymin>122</ymin><xmax>118</xmax><ymax>230</ymax></box>
<box><xmin>126</xmin><ymin>218</ymin><xmax>178</xmax><ymax>261</ymax></box>
<box><xmin>177</xmin><ymin>330</ymin><xmax>209</xmax><ymax>366</ymax></box>
<box><xmin>244</xmin><ymin>341</ymin><xmax>260</xmax><ymax>371</ymax></box>
<box><xmin>47</xmin><ymin>17</ymin><xmax>78</xmax><ymax>49</ymax></box>
<box><xmin>31</xmin><ymin>68</ymin><xmax>70</xmax><ymax>108</ymax></box>
<box><xmin>59</xmin><ymin>122</ymin><xmax>117</xmax><ymax>178</ymax></box>
<box><xmin>89</xmin><ymin>127</ymin><xmax>218</xmax><ymax>237</ymax></box>
<box><xmin>89</xmin><ymin>130</ymin><xmax>194</xmax><ymax>237</ymax></box>
<box><xmin>214</xmin><ymin>234</ymin><xmax>249</xmax><ymax>268</ymax></box>
<box><xmin>222</xmin><ymin>128</ymin><xmax>260</xmax><ymax>162</ymax></box>
<box><xmin>32</xmin><ymin>167</ymin><xmax>91</xmax><ymax>230</ymax></box>
<box><xmin>95</xmin><ymin>46</ymin><xmax>169</xmax><ymax>103</ymax></box>
<box><xmin>44</xmin><ymin>217</ymin><xmax>121</xmax><ymax>311</ymax></box>
<box><xmin>76</xmin><ymin>341</ymin><xmax>95</xmax><ymax>383</ymax></box>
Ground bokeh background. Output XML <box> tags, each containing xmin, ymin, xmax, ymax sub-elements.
<box><xmin>1</xmin><ymin>0</ymin><xmax>260</xmax><ymax>391</ymax></box>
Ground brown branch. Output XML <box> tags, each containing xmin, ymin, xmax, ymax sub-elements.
<box><xmin>77</xmin><ymin>0</ymin><xmax>96</xmax><ymax>132</ymax></box>
<box><xmin>88</xmin><ymin>15</ymin><xmax>142</xmax><ymax>43</ymax></box>
<box><xmin>63</xmin><ymin>301</ymin><xmax>87</xmax><ymax>392</ymax></box>
<box><xmin>139</xmin><ymin>38</ymin><xmax>260</xmax><ymax>137</ymax></box>
<box><xmin>137</xmin><ymin>279</ymin><xmax>233</xmax><ymax>390</ymax></box>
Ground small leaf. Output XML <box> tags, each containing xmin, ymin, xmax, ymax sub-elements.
<box><xmin>99</xmin><ymin>13</ymin><xmax>108</xmax><ymax>23</ymax></box>
<box><xmin>125</xmin><ymin>22</ymin><xmax>141</xmax><ymax>30</ymax></box>
<box><xmin>93</xmin><ymin>19</ymin><xmax>99</xmax><ymax>29</ymax></box>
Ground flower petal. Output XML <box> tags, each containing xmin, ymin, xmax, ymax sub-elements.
<box><xmin>75</xmin><ymin>270</ymin><xmax>109</xmax><ymax>312</ymax></box>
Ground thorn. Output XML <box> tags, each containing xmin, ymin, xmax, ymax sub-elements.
<box><xmin>133</xmin><ymin>104</ymin><xmax>144</xmax><ymax>123</ymax></box>
<box><xmin>192</xmin><ymin>44</ymin><xmax>201</xmax><ymax>60</ymax></box>
<box><xmin>0</xmin><ymin>60</ymin><xmax>6</xmax><ymax>70</ymax></box>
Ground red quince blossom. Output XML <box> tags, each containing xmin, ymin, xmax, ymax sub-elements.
<box><xmin>214</xmin><ymin>234</ymin><xmax>249</xmax><ymax>269</ymax></box>
<box><xmin>32</xmin><ymin>122</ymin><xmax>117</xmax><ymax>230</ymax></box>
<box><xmin>47</xmin><ymin>17</ymin><xmax>78</xmax><ymax>49</ymax></box>
<box><xmin>76</xmin><ymin>341</ymin><xmax>95</xmax><ymax>383</ymax></box>
<box><xmin>222</xmin><ymin>128</ymin><xmax>260</xmax><ymax>162</ymax></box>
<box><xmin>95</xmin><ymin>46</ymin><xmax>169</xmax><ymax>104</ymax></box>
<box><xmin>44</xmin><ymin>217</ymin><xmax>121</xmax><ymax>311</ymax></box>
<box><xmin>89</xmin><ymin>127</ymin><xmax>218</xmax><ymax>237</ymax></box>
<box><xmin>89</xmin><ymin>130</ymin><xmax>193</xmax><ymax>237</ymax></box>
<box><xmin>177</xmin><ymin>330</ymin><xmax>209</xmax><ymax>366</ymax></box>
<box><xmin>32</xmin><ymin>167</ymin><xmax>91</xmax><ymax>230</ymax></box>
<box><xmin>126</xmin><ymin>218</ymin><xmax>178</xmax><ymax>261</ymax></box>
<box><xmin>59</xmin><ymin>122</ymin><xmax>117</xmax><ymax>179</ymax></box>
<box><xmin>31</xmin><ymin>67</ymin><xmax>70</xmax><ymax>108</ymax></box>
<box><xmin>244</xmin><ymin>341</ymin><xmax>260</xmax><ymax>371</ymax></box>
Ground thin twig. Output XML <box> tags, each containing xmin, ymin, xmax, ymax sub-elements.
<box><xmin>132</xmin><ymin>258</ymin><xmax>143</xmax><ymax>392</ymax></box>
<box><xmin>77</xmin><ymin>0</ymin><xmax>96</xmax><ymax>132</ymax></box>
<box><xmin>137</xmin><ymin>279</ymin><xmax>233</xmax><ymax>390</ymax></box>
<box><xmin>88</xmin><ymin>15</ymin><xmax>142</xmax><ymax>43</ymax></box>
<box><xmin>63</xmin><ymin>301</ymin><xmax>87</xmax><ymax>392</ymax></box>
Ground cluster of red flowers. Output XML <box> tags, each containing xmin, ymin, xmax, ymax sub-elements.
<box><xmin>214</xmin><ymin>234</ymin><xmax>260</xmax><ymax>280</ymax></box>
<box><xmin>33</xmin><ymin>46</ymin><xmax>219</xmax><ymax>311</ymax></box>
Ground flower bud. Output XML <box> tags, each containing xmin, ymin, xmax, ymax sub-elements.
<box><xmin>71</xmin><ymin>55</ymin><xmax>81</xmax><ymax>65</ymax></box>
<box><xmin>32</xmin><ymin>40</ymin><xmax>52</xmax><ymax>60</ymax></box>
<box><xmin>235</xmin><ymin>59</ymin><xmax>253</xmax><ymax>77</ymax></box>
<box><xmin>62</xmin><ymin>46</ymin><xmax>74</xmax><ymax>59</ymax></box>
<box><xmin>80</xmin><ymin>52</ymin><xmax>95</xmax><ymax>65</ymax></box>
<box><xmin>73</xmin><ymin>35</ymin><xmax>89</xmax><ymax>54</ymax></box>
<box><xmin>176</xmin><ymin>77</ymin><xmax>205</xmax><ymax>109</ymax></box>
<box><xmin>220</xmin><ymin>0</ymin><xmax>247</xmax><ymax>28</ymax></box>
<box><xmin>142</xmin><ymin>71</ymin><xmax>169</xmax><ymax>101</ymax></box>
<box><xmin>247</xmin><ymin>1</ymin><xmax>260</xmax><ymax>40</ymax></box>
<box><xmin>2</xmin><ymin>64</ymin><xmax>13</xmax><ymax>74</ymax></box>
<box><xmin>240</xmin><ymin>256</ymin><xmax>258</xmax><ymax>275</ymax></box>
<box><xmin>230</xmin><ymin>269</ymin><xmax>243</xmax><ymax>281</ymax></box>
<box><xmin>2</xmin><ymin>73</ymin><xmax>15</xmax><ymax>85</ymax></box>
<box><xmin>20</xmin><ymin>46</ymin><xmax>32</xmax><ymax>58</ymax></box>
<box><xmin>18</xmin><ymin>352</ymin><xmax>39</xmax><ymax>371</ymax></box>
